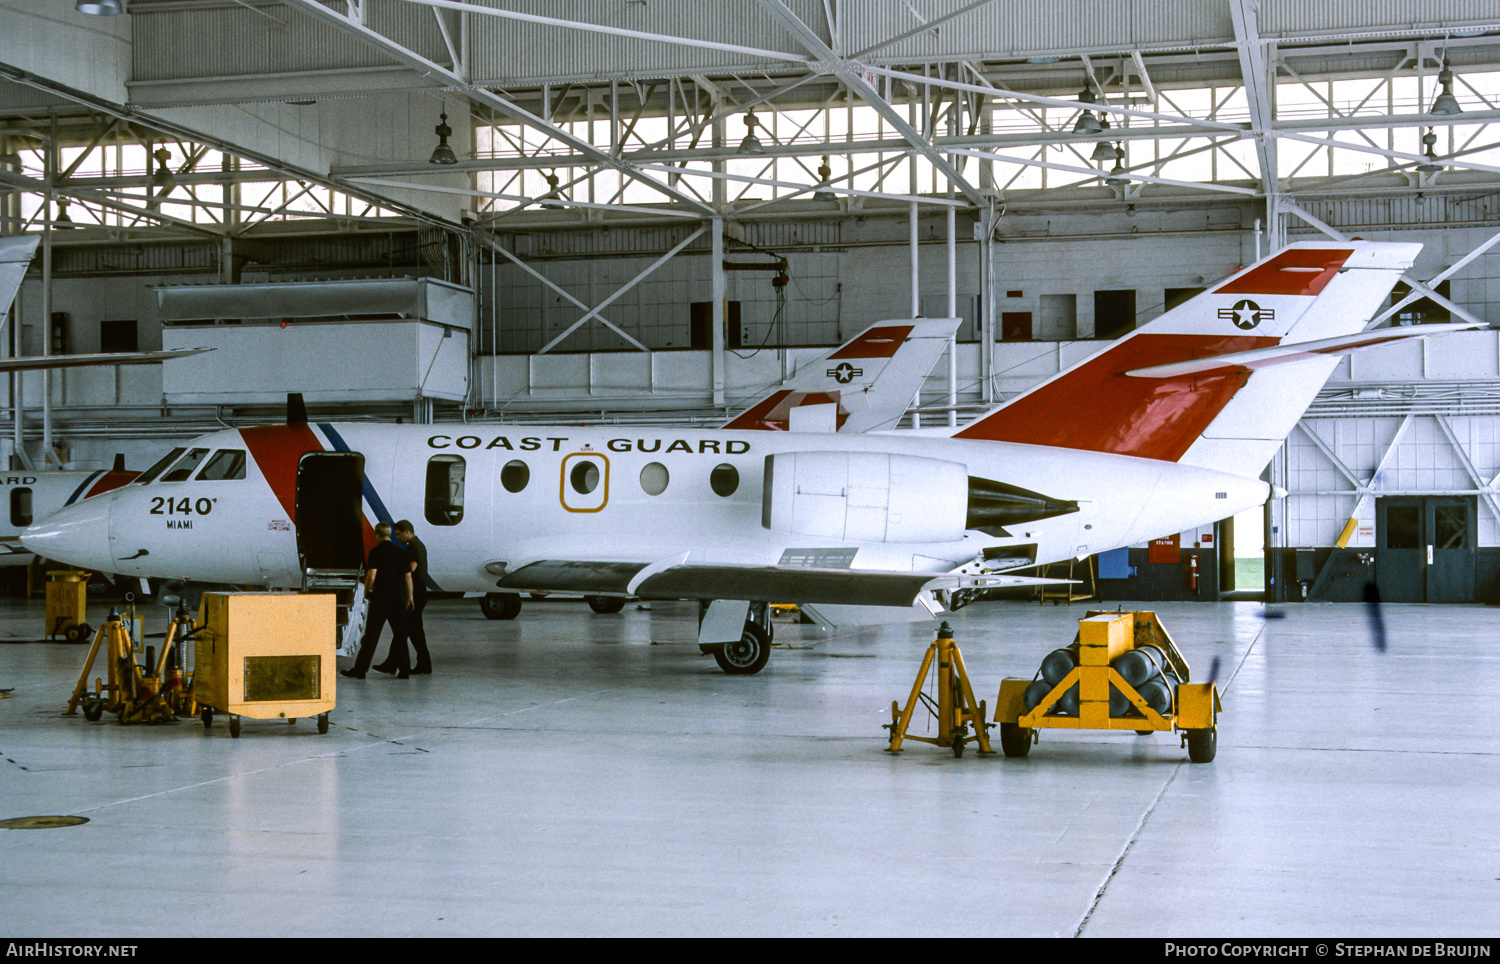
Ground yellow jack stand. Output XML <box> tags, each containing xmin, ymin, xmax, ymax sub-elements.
<box><xmin>66</xmin><ymin>608</ymin><xmax>191</xmax><ymax>725</ymax></box>
<box><xmin>885</xmin><ymin>621</ymin><xmax>992</xmax><ymax>757</ymax></box>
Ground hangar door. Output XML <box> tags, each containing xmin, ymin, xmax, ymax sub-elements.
<box><xmin>1375</xmin><ymin>496</ymin><xmax>1476</xmax><ymax>603</ymax></box>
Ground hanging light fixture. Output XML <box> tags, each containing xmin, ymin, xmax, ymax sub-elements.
<box><xmin>150</xmin><ymin>148</ymin><xmax>175</xmax><ymax>191</ymax></box>
<box><xmin>737</xmin><ymin>109</ymin><xmax>765</xmax><ymax>156</ymax></box>
<box><xmin>54</xmin><ymin>198</ymin><xmax>76</xmax><ymax>228</ymax></box>
<box><xmin>1105</xmin><ymin>144</ymin><xmax>1129</xmax><ymax>186</ymax></box>
<box><xmin>1430</xmin><ymin>66</ymin><xmax>1462</xmax><ymax>116</ymax></box>
<box><xmin>75</xmin><ymin>0</ymin><xmax>124</xmax><ymax>14</ymax></box>
<box><xmin>1417</xmin><ymin>128</ymin><xmax>1443</xmax><ymax>173</ymax></box>
<box><xmin>429</xmin><ymin>112</ymin><xmax>458</xmax><ymax>165</ymax></box>
<box><xmin>539</xmin><ymin>171</ymin><xmax>563</xmax><ymax>208</ymax></box>
<box><xmin>813</xmin><ymin>155</ymin><xmax>835</xmax><ymax>200</ymax></box>
<box><xmin>1090</xmin><ymin>111</ymin><xmax>1116</xmax><ymax>161</ymax></box>
<box><xmin>1072</xmin><ymin>87</ymin><xmax>1102</xmax><ymax>136</ymax></box>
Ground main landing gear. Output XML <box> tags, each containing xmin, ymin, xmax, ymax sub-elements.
<box><xmin>699</xmin><ymin>601</ymin><xmax>774</xmax><ymax>675</ymax></box>
<box><xmin>479</xmin><ymin>592</ymin><xmax>522</xmax><ymax>620</ymax></box>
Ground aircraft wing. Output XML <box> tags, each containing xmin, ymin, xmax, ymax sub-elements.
<box><xmin>723</xmin><ymin>317</ymin><xmax>961</xmax><ymax>433</ymax></box>
<box><xmin>0</xmin><ymin>347</ymin><xmax>214</xmax><ymax>372</ymax></box>
<box><xmin>1124</xmin><ymin>322</ymin><xmax>1485</xmax><ymax>379</ymax></box>
<box><xmin>0</xmin><ymin>236</ymin><xmax>40</xmax><ymax>321</ymax></box>
<box><xmin>494</xmin><ymin>558</ymin><xmax>1068</xmax><ymax>607</ymax></box>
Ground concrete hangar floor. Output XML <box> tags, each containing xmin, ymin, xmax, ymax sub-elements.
<box><xmin>0</xmin><ymin>594</ymin><xmax>1496</xmax><ymax>938</ymax></box>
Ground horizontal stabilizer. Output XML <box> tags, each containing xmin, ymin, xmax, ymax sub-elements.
<box><xmin>1125</xmin><ymin>323</ymin><xmax>1485</xmax><ymax>379</ymax></box>
<box><xmin>0</xmin><ymin>347</ymin><xmax>214</xmax><ymax>372</ymax></box>
<box><xmin>498</xmin><ymin>558</ymin><xmax>1071</xmax><ymax>608</ymax></box>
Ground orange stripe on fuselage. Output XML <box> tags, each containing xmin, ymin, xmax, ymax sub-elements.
<box><xmin>240</xmin><ymin>424</ymin><xmax>324</xmax><ymax>521</ymax></box>
<box><xmin>955</xmin><ymin>333</ymin><xmax>1279</xmax><ymax>461</ymax></box>
<box><xmin>85</xmin><ymin>470</ymin><xmax>137</xmax><ymax>498</ymax></box>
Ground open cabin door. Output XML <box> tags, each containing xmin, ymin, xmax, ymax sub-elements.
<box><xmin>296</xmin><ymin>452</ymin><xmax>366</xmax><ymax>573</ymax></box>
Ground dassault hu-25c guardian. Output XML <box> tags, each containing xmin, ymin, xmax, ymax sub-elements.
<box><xmin>23</xmin><ymin>240</ymin><xmax>1474</xmax><ymax>673</ymax></box>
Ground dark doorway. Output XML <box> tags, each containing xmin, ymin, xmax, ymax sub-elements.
<box><xmin>295</xmin><ymin>452</ymin><xmax>366</xmax><ymax>572</ymax></box>
<box><xmin>1094</xmin><ymin>289</ymin><xmax>1136</xmax><ymax>340</ymax></box>
<box><xmin>1001</xmin><ymin>311</ymin><xmax>1033</xmax><ymax>341</ymax></box>
<box><xmin>1376</xmin><ymin>496</ymin><xmax>1476</xmax><ymax>602</ymax></box>
<box><xmin>690</xmin><ymin>301</ymin><xmax>743</xmax><ymax>349</ymax></box>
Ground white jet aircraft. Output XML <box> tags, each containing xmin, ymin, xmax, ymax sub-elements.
<box><xmin>23</xmin><ymin>241</ymin><xmax>1477</xmax><ymax>673</ymax></box>
<box><xmin>0</xmin><ymin>458</ymin><xmax>137</xmax><ymax>564</ymax></box>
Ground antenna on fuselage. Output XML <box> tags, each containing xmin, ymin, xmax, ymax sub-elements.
<box><xmin>111</xmin><ymin>453</ymin><xmax>125</xmax><ymax>472</ymax></box>
<box><xmin>287</xmin><ymin>392</ymin><xmax>307</xmax><ymax>425</ymax></box>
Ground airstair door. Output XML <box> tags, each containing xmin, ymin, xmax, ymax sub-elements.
<box><xmin>295</xmin><ymin>452</ymin><xmax>366</xmax><ymax>572</ymax></box>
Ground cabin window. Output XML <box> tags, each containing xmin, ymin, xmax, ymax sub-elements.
<box><xmin>135</xmin><ymin>448</ymin><xmax>185</xmax><ymax>485</ymax></box>
<box><xmin>570</xmin><ymin>459</ymin><xmax>601</xmax><ymax>495</ymax></box>
<box><xmin>10</xmin><ymin>488</ymin><xmax>32</xmax><ymax>527</ymax></box>
<box><xmin>501</xmin><ymin>460</ymin><xmax>529</xmax><ymax>493</ymax></box>
<box><xmin>196</xmin><ymin>449</ymin><xmax>246</xmax><ymax>481</ymax></box>
<box><xmin>425</xmin><ymin>455</ymin><xmax>465</xmax><ymax>526</ymax></box>
<box><xmin>710</xmin><ymin>463</ymin><xmax>739</xmax><ymax>497</ymax></box>
<box><xmin>640</xmin><ymin>462</ymin><xmax>669</xmax><ymax>496</ymax></box>
<box><xmin>160</xmin><ymin>448</ymin><xmax>210</xmax><ymax>482</ymax></box>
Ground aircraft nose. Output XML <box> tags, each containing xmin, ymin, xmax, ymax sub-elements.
<box><xmin>21</xmin><ymin>498</ymin><xmax>113</xmax><ymax>572</ymax></box>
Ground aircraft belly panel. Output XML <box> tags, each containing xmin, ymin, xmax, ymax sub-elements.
<box><xmin>498</xmin><ymin>560</ymin><xmax>650</xmax><ymax>594</ymax></box>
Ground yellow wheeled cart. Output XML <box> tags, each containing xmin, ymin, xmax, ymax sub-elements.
<box><xmin>994</xmin><ymin>610</ymin><xmax>1221</xmax><ymax>762</ymax></box>
<box><xmin>195</xmin><ymin>592</ymin><xmax>336</xmax><ymax>738</ymax></box>
<box><xmin>46</xmin><ymin>569</ymin><xmax>90</xmax><ymax>641</ymax></box>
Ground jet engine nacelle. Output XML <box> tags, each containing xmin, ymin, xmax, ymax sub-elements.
<box><xmin>762</xmin><ymin>451</ymin><xmax>969</xmax><ymax>544</ymax></box>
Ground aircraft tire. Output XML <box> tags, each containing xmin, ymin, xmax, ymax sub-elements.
<box><xmin>585</xmin><ymin>595</ymin><xmax>625</xmax><ymax>614</ymax></box>
<box><xmin>480</xmin><ymin>592</ymin><xmax>522</xmax><ymax>620</ymax></box>
<box><xmin>713</xmin><ymin>622</ymin><xmax>772</xmax><ymax>675</ymax></box>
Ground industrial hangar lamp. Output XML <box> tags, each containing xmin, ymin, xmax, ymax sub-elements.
<box><xmin>1104</xmin><ymin>144</ymin><xmax>1129</xmax><ymax>186</ymax></box>
<box><xmin>539</xmin><ymin>171</ymin><xmax>564</xmax><ymax>207</ymax></box>
<box><xmin>150</xmin><ymin>148</ymin><xmax>175</xmax><ymax>191</ymax></box>
<box><xmin>1072</xmin><ymin>88</ymin><xmax>1103</xmax><ymax>136</ymax></box>
<box><xmin>1090</xmin><ymin>111</ymin><xmax>1116</xmax><ymax>162</ymax></box>
<box><xmin>75</xmin><ymin>0</ymin><xmax>124</xmax><ymax>14</ymax></box>
<box><xmin>738</xmin><ymin>110</ymin><xmax>765</xmax><ymax>156</ymax></box>
<box><xmin>813</xmin><ymin>156</ymin><xmax>835</xmax><ymax>200</ymax></box>
<box><xmin>429</xmin><ymin>112</ymin><xmax>458</xmax><ymax>165</ymax></box>
<box><xmin>1430</xmin><ymin>67</ymin><xmax>1463</xmax><ymax>115</ymax></box>
<box><xmin>1417</xmin><ymin>129</ymin><xmax>1444</xmax><ymax>173</ymax></box>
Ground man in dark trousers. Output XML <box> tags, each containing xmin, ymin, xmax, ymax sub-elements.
<box><xmin>376</xmin><ymin>520</ymin><xmax>431</xmax><ymax>675</ymax></box>
<box><xmin>341</xmin><ymin>522</ymin><xmax>414</xmax><ymax>680</ymax></box>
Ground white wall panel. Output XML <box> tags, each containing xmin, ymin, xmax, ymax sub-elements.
<box><xmin>0</xmin><ymin>0</ymin><xmax>130</xmax><ymax>104</ymax></box>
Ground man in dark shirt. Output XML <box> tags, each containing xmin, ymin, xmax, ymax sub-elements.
<box><xmin>341</xmin><ymin>522</ymin><xmax>414</xmax><ymax>680</ymax></box>
<box><xmin>377</xmin><ymin>520</ymin><xmax>431</xmax><ymax>675</ymax></box>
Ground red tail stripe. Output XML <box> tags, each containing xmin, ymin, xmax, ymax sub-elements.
<box><xmin>828</xmin><ymin>325</ymin><xmax>914</xmax><ymax>359</ymax></box>
<box><xmin>955</xmin><ymin>334</ymin><xmax>1278</xmax><ymax>461</ymax></box>
<box><xmin>1215</xmin><ymin>248</ymin><xmax>1352</xmax><ymax>297</ymax></box>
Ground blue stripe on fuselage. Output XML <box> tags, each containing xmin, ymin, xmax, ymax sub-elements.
<box><xmin>64</xmin><ymin>471</ymin><xmax>105</xmax><ymax>507</ymax></box>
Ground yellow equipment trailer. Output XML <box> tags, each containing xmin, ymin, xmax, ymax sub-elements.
<box><xmin>195</xmin><ymin>592</ymin><xmax>336</xmax><ymax>738</ymax></box>
<box><xmin>994</xmin><ymin>610</ymin><xmax>1220</xmax><ymax>762</ymax></box>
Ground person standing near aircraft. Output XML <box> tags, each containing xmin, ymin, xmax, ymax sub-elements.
<box><xmin>341</xmin><ymin>522</ymin><xmax>413</xmax><ymax>680</ymax></box>
<box><xmin>376</xmin><ymin>520</ymin><xmax>431</xmax><ymax>675</ymax></box>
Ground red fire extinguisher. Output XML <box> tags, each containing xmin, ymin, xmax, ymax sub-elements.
<box><xmin>1186</xmin><ymin>553</ymin><xmax>1200</xmax><ymax>592</ymax></box>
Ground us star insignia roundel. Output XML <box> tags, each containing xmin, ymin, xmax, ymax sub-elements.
<box><xmin>828</xmin><ymin>362</ymin><xmax>863</xmax><ymax>383</ymax></box>
<box><xmin>1217</xmin><ymin>299</ymin><xmax>1275</xmax><ymax>330</ymax></box>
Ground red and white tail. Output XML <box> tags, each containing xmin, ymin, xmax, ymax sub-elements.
<box><xmin>723</xmin><ymin>317</ymin><xmax>961</xmax><ymax>433</ymax></box>
<box><xmin>952</xmin><ymin>240</ymin><xmax>1454</xmax><ymax>477</ymax></box>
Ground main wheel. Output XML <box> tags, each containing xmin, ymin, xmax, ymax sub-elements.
<box><xmin>480</xmin><ymin>592</ymin><xmax>522</xmax><ymax>620</ymax></box>
<box><xmin>713</xmin><ymin>621</ymin><xmax>772</xmax><ymax>675</ymax></box>
<box><xmin>1186</xmin><ymin>726</ymin><xmax>1217</xmax><ymax>763</ymax></box>
<box><xmin>585</xmin><ymin>595</ymin><xmax>625</xmax><ymax>614</ymax></box>
<box><xmin>64</xmin><ymin>624</ymin><xmax>90</xmax><ymax>643</ymax></box>
<box><xmin>999</xmin><ymin>722</ymin><xmax>1033</xmax><ymax>758</ymax></box>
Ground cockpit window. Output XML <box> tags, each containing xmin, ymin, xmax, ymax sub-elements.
<box><xmin>196</xmin><ymin>449</ymin><xmax>246</xmax><ymax>481</ymax></box>
<box><xmin>160</xmin><ymin>448</ymin><xmax>210</xmax><ymax>483</ymax></box>
<box><xmin>134</xmin><ymin>448</ymin><xmax>185</xmax><ymax>485</ymax></box>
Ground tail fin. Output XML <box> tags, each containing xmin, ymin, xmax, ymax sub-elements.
<box><xmin>953</xmin><ymin>241</ymin><xmax>1426</xmax><ymax>476</ymax></box>
<box><xmin>723</xmin><ymin>317</ymin><xmax>961</xmax><ymax>433</ymax></box>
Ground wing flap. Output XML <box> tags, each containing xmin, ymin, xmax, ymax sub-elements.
<box><xmin>499</xmin><ymin>558</ymin><xmax>1070</xmax><ymax>607</ymax></box>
